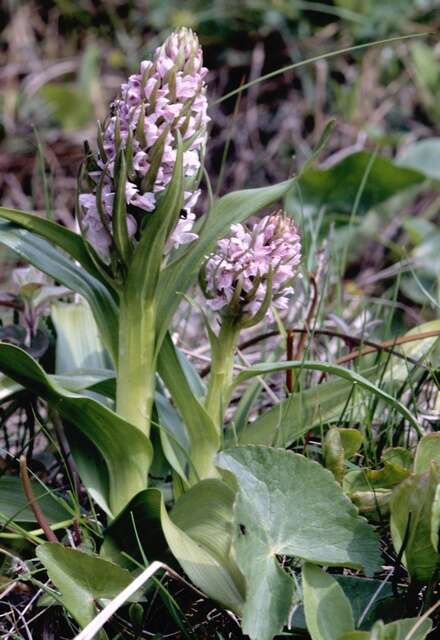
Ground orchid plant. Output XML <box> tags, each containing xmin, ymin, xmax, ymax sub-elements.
<box><xmin>0</xmin><ymin>28</ymin><xmax>436</xmax><ymax>640</ymax></box>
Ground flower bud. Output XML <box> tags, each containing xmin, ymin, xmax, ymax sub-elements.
<box><xmin>200</xmin><ymin>212</ymin><xmax>301</xmax><ymax>325</ymax></box>
<box><xmin>79</xmin><ymin>28</ymin><xmax>209</xmax><ymax>263</ymax></box>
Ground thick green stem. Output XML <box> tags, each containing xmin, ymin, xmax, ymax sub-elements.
<box><xmin>205</xmin><ymin>318</ymin><xmax>240</xmax><ymax>430</ymax></box>
<box><xmin>116</xmin><ymin>291</ymin><xmax>156</xmax><ymax>436</ymax></box>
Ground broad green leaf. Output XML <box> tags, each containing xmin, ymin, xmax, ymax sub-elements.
<box><xmin>157</xmin><ymin>333</ymin><xmax>219</xmax><ymax>481</ymax></box>
<box><xmin>336</xmin><ymin>576</ymin><xmax>393</xmax><ymax>630</ymax></box>
<box><xmin>238</xmin><ymin>375</ymin><xmax>364</xmax><ymax>446</ymax></box>
<box><xmin>291</xmin><ymin>575</ymin><xmax>393</xmax><ymax>633</ymax></box>
<box><xmin>233</xmin><ymin>361</ymin><xmax>420</xmax><ymax>433</ymax></box>
<box><xmin>414</xmin><ymin>433</ymin><xmax>440</xmax><ymax>475</ymax></box>
<box><xmin>338</xmin><ymin>633</ymin><xmax>369</xmax><ymax>640</ymax></box>
<box><xmin>290</xmin><ymin>151</ymin><xmax>425</xmax><ymax>215</ymax></box>
<box><xmin>397</xmin><ymin>138</ymin><xmax>440</xmax><ymax>181</ymax></box>
<box><xmin>52</xmin><ymin>370</ymin><xmax>115</xmax><ymax>395</ymax></box>
<box><xmin>0</xmin><ymin>475</ymin><xmax>71</xmax><ymax>525</ymax></box>
<box><xmin>302</xmin><ymin>563</ymin><xmax>354</xmax><ymax>640</ymax></box>
<box><xmin>217</xmin><ymin>446</ymin><xmax>381</xmax><ymax>640</ymax></box>
<box><xmin>36</xmin><ymin>543</ymin><xmax>132</xmax><ymax>628</ymax></box>
<box><xmin>157</xmin><ymin>177</ymin><xmax>296</xmax><ymax>347</ymax></box>
<box><xmin>160</xmin><ymin>479</ymin><xmax>245</xmax><ymax>613</ymax></box>
<box><xmin>0</xmin><ymin>344</ymin><xmax>151</xmax><ymax>515</ymax></box>
<box><xmin>390</xmin><ymin>464</ymin><xmax>440</xmax><ymax>582</ymax></box>
<box><xmin>51</xmin><ymin>300</ymin><xmax>109</xmax><ymax>373</ymax></box>
<box><xmin>0</xmin><ymin>223</ymin><xmax>118</xmax><ymax>362</ymax></box>
<box><xmin>368</xmin><ymin>617</ymin><xmax>432</xmax><ymax>640</ymax></box>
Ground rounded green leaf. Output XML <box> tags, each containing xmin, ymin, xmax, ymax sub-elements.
<box><xmin>37</xmin><ymin>543</ymin><xmax>133</xmax><ymax>628</ymax></box>
<box><xmin>217</xmin><ymin>446</ymin><xmax>381</xmax><ymax>640</ymax></box>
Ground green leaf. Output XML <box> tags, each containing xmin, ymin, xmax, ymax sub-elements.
<box><xmin>291</xmin><ymin>575</ymin><xmax>393</xmax><ymax>633</ymax></box>
<box><xmin>237</xmin><ymin>375</ymin><xmax>364</xmax><ymax>446</ymax></box>
<box><xmin>156</xmin><ymin>177</ymin><xmax>296</xmax><ymax>348</ymax></box>
<box><xmin>127</xmin><ymin>136</ymin><xmax>184</xmax><ymax>305</ymax></box>
<box><xmin>291</xmin><ymin>151</ymin><xmax>425</xmax><ymax>215</ymax></box>
<box><xmin>383</xmin><ymin>320</ymin><xmax>440</xmax><ymax>383</ymax></box>
<box><xmin>390</xmin><ymin>464</ymin><xmax>440</xmax><ymax>582</ymax></box>
<box><xmin>51</xmin><ymin>300</ymin><xmax>109</xmax><ymax>373</ymax></box>
<box><xmin>0</xmin><ymin>344</ymin><xmax>151</xmax><ymax>515</ymax></box>
<box><xmin>67</xmin><ymin>427</ymin><xmax>112</xmax><ymax>517</ymax></box>
<box><xmin>0</xmin><ymin>207</ymin><xmax>99</xmax><ymax>277</ymax></box>
<box><xmin>157</xmin><ymin>334</ymin><xmax>219</xmax><ymax>481</ymax></box>
<box><xmin>160</xmin><ymin>479</ymin><xmax>245</xmax><ymax>613</ymax></box>
<box><xmin>102</xmin><ymin>488</ymin><xmax>168</xmax><ymax>567</ymax></box>
<box><xmin>324</xmin><ymin>428</ymin><xmax>364</xmax><ymax>482</ymax></box>
<box><xmin>414</xmin><ymin>433</ymin><xmax>440</xmax><ymax>475</ymax></box>
<box><xmin>368</xmin><ymin>617</ymin><xmax>433</xmax><ymax>640</ymax></box>
<box><xmin>217</xmin><ymin>446</ymin><xmax>381</xmax><ymax>640</ymax></box>
<box><xmin>154</xmin><ymin>391</ymin><xmax>191</xmax><ymax>486</ymax></box>
<box><xmin>111</xmin><ymin>150</ymin><xmax>132</xmax><ymax>265</ymax></box>
<box><xmin>50</xmin><ymin>328</ymin><xmax>115</xmax><ymax>518</ymax></box>
<box><xmin>302</xmin><ymin>563</ymin><xmax>355</xmax><ymax>640</ymax></box>
<box><xmin>0</xmin><ymin>374</ymin><xmax>22</xmax><ymax>402</ymax></box>
<box><xmin>36</xmin><ymin>543</ymin><xmax>132</xmax><ymax>628</ymax></box>
<box><xmin>0</xmin><ymin>476</ymin><xmax>71</xmax><ymax>525</ymax></box>
<box><xmin>232</xmin><ymin>361</ymin><xmax>420</xmax><ymax>434</ymax></box>
<box><xmin>344</xmin><ymin>461</ymin><xmax>411</xmax><ymax>518</ymax></box>
<box><xmin>397</xmin><ymin>138</ymin><xmax>440</xmax><ymax>181</ymax></box>
<box><xmin>430</xmin><ymin>483</ymin><xmax>440</xmax><ymax>552</ymax></box>
<box><xmin>0</xmin><ymin>223</ymin><xmax>118</xmax><ymax>363</ymax></box>
<box><xmin>382</xmin><ymin>448</ymin><xmax>413</xmax><ymax>471</ymax></box>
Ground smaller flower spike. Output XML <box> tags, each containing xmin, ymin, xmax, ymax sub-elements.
<box><xmin>78</xmin><ymin>27</ymin><xmax>209</xmax><ymax>264</ymax></box>
<box><xmin>200</xmin><ymin>212</ymin><xmax>301</xmax><ymax>325</ymax></box>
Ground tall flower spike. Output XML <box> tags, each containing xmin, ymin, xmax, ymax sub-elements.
<box><xmin>200</xmin><ymin>212</ymin><xmax>301</xmax><ymax>325</ymax></box>
<box><xmin>79</xmin><ymin>27</ymin><xmax>209</xmax><ymax>263</ymax></box>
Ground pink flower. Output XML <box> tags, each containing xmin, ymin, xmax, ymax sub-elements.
<box><xmin>201</xmin><ymin>213</ymin><xmax>301</xmax><ymax>323</ymax></box>
<box><xmin>79</xmin><ymin>28</ymin><xmax>209</xmax><ymax>262</ymax></box>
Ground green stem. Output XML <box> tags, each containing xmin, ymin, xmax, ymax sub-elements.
<box><xmin>205</xmin><ymin>317</ymin><xmax>240</xmax><ymax>430</ymax></box>
<box><xmin>116</xmin><ymin>290</ymin><xmax>156</xmax><ymax>436</ymax></box>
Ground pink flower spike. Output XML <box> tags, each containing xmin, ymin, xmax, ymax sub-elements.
<box><xmin>79</xmin><ymin>27</ymin><xmax>209</xmax><ymax>262</ymax></box>
<box><xmin>201</xmin><ymin>212</ymin><xmax>301</xmax><ymax>324</ymax></box>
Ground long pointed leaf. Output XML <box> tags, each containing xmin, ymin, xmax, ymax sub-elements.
<box><xmin>0</xmin><ymin>207</ymin><xmax>100</xmax><ymax>277</ymax></box>
<box><xmin>0</xmin><ymin>344</ymin><xmax>151</xmax><ymax>515</ymax></box>
<box><xmin>232</xmin><ymin>361</ymin><xmax>420</xmax><ymax>433</ymax></box>
<box><xmin>158</xmin><ymin>334</ymin><xmax>219</xmax><ymax>481</ymax></box>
